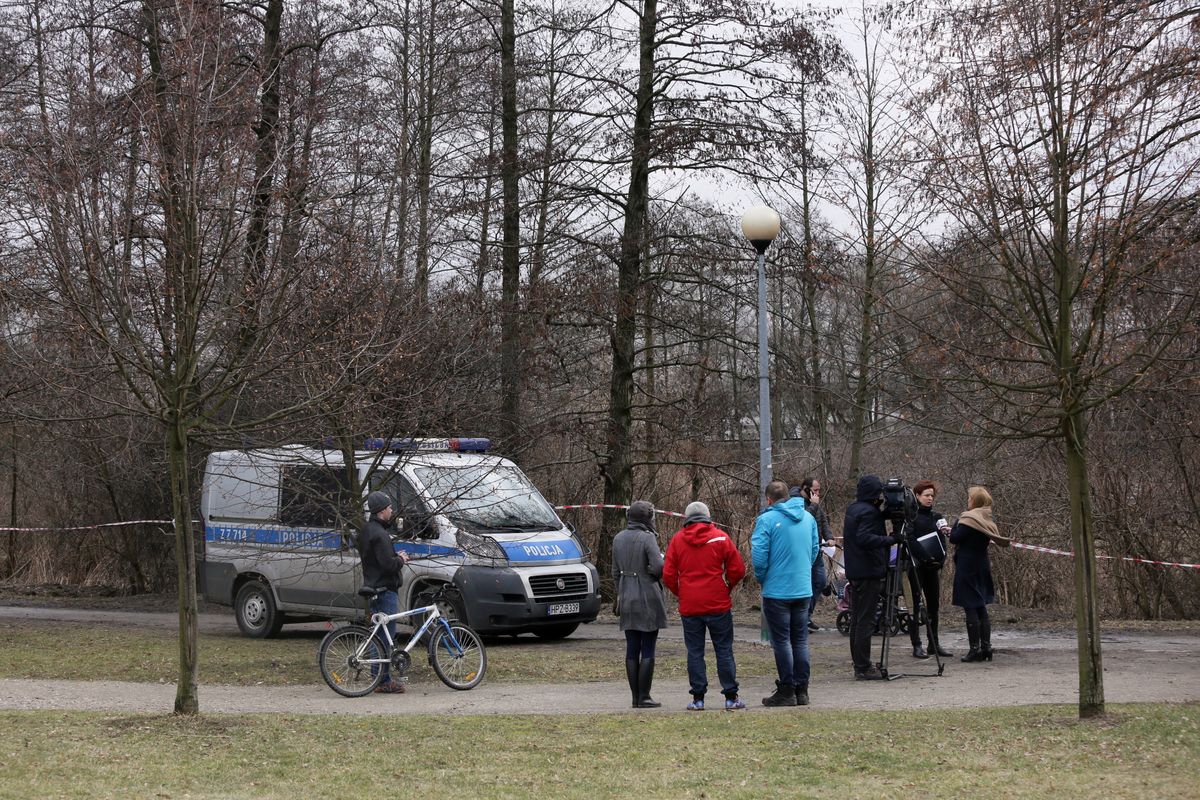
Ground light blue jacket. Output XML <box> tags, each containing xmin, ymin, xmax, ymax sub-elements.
<box><xmin>751</xmin><ymin>496</ymin><xmax>820</xmax><ymax>599</ymax></box>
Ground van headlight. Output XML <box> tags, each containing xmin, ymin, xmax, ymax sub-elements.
<box><xmin>457</xmin><ymin>530</ymin><xmax>508</xmax><ymax>561</ymax></box>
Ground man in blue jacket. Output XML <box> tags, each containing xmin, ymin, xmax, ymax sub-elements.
<box><xmin>751</xmin><ymin>479</ymin><xmax>820</xmax><ymax>706</ymax></box>
<box><xmin>842</xmin><ymin>474</ymin><xmax>900</xmax><ymax>680</ymax></box>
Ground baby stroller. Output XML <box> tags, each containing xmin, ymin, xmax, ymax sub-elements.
<box><xmin>835</xmin><ymin>581</ymin><xmax>919</xmax><ymax>637</ymax></box>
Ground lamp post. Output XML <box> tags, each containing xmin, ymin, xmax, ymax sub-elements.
<box><xmin>741</xmin><ymin>205</ymin><xmax>781</xmax><ymax>500</ymax></box>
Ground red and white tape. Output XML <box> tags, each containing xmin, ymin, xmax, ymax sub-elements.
<box><xmin>1012</xmin><ymin>542</ymin><xmax>1198</xmax><ymax>570</ymax></box>
<box><xmin>560</xmin><ymin>504</ymin><xmax>1199</xmax><ymax>571</ymax></box>
<box><xmin>2</xmin><ymin>509</ymin><xmax>1195</xmax><ymax>570</ymax></box>
<box><xmin>0</xmin><ymin>519</ymin><xmax>176</xmax><ymax>533</ymax></box>
<box><xmin>556</xmin><ymin>503</ymin><xmax>686</xmax><ymax>519</ymax></box>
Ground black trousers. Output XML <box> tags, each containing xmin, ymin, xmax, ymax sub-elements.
<box><xmin>907</xmin><ymin>564</ymin><xmax>941</xmax><ymax>646</ymax></box>
<box><xmin>849</xmin><ymin>578</ymin><xmax>883</xmax><ymax>672</ymax></box>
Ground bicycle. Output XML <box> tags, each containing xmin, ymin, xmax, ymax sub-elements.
<box><xmin>318</xmin><ymin>584</ymin><xmax>487</xmax><ymax>696</ymax></box>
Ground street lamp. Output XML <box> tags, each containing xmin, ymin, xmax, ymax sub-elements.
<box><xmin>741</xmin><ymin>205</ymin><xmax>781</xmax><ymax>500</ymax></box>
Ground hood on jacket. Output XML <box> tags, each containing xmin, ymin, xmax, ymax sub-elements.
<box><xmin>626</xmin><ymin>500</ymin><xmax>657</xmax><ymax>532</ymax></box>
<box><xmin>760</xmin><ymin>495</ymin><xmax>807</xmax><ymax>522</ymax></box>
<box><xmin>675</xmin><ymin>520</ymin><xmax>728</xmax><ymax>547</ymax></box>
<box><xmin>855</xmin><ymin>474</ymin><xmax>884</xmax><ymax>502</ymax></box>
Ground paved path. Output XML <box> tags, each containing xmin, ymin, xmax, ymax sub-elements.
<box><xmin>2</xmin><ymin>605</ymin><xmax>1198</xmax><ymax>716</ymax></box>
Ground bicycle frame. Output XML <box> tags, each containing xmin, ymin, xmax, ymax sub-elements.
<box><xmin>351</xmin><ymin>603</ymin><xmax>468</xmax><ymax>666</ymax></box>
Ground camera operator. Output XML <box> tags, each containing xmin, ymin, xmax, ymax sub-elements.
<box><xmin>842</xmin><ymin>474</ymin><xmax>899</xmax><ymax>680</ymax></box>
<box><xmin>907</xmin><ymin>481</ymin><xmax>952</xmax><ymax>659</ymax></box>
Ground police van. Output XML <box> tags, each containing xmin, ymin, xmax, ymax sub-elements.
<box><xmin>199</xmin><ymin>437</ymin><xmax>601</xmax><ymax>639</ymax></box>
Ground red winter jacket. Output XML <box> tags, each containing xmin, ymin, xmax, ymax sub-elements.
<box><xmin>663</xmin><ymin>521</ymin><xmax>747</xmax><ymax>616</ymax></box>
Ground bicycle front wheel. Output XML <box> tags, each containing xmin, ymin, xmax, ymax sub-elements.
<box><xmin>428</xmin><ymin>623</ymin><xmax>486</xmax><ymax>690</ymax></box>
<box><xmin>318</xmin><ymin>624</ymin><xmax>386</xmax><ymax>697</ymax></box>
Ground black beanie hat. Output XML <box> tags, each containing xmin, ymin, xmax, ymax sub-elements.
<box><xmin>367</xmin><ymin>491</ymin><xmax>393</xmax><ymax>514</ymax></box>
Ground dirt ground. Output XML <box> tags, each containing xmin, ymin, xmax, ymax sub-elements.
<box><xmin>1</xmin><ymin>586</ymin><xmax>1198</xmax><ymax>716</ymax></box>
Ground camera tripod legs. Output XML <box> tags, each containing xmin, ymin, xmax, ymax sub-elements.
<box><xmin>877</xmin><ymin>532</ymin><xmax>945</xmax><ymax>680</ymax></box>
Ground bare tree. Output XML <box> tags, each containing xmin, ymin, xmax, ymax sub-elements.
<box><xmin>912</xmin><ymin>0</ymin><xmax>1200</xmax><ymax>717</ymax></box>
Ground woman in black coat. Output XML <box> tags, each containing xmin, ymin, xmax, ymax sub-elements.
<box><xmin>907</xmin><ymin>480</ymin><xmax>951</xmax><ymax>659</ymax></box>
<box><xmin>950</xmin><ymin>486</ymin><xmax>1011</xmax><ymax>662</ymax></box>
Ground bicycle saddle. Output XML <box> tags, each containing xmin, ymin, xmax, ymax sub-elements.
<box><xmin>357</xmin><ymin>585</ymin><xmax>384</xmax><ymax>598</ymax></box>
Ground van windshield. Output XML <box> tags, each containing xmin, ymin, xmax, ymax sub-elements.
<box><xmin>414</xmin><ymin>464</ymin><xmax>562</xmax><ymax>532</ymax></box>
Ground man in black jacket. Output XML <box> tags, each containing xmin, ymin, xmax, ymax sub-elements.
<box><xmin>842</xmin><ymin>475</ymin><xmax>898</xmax><ymax>680</ymax></box>
<box><xmin>358</xmin><ymin>490</ymin><xmax>409</xmax><ymax>693</ymax></box>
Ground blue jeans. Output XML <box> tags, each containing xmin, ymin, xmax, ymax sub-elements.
<box><xmin>762</xmin><ymin>597</ymin><xmax>811</xmax><ymax>688</ymax></box>
<box><xmin>809</xmin><ymin>556</ymin><xmax>827</xmax><ymax>616</ymax></box>
<box><xmin>371</xmin><ymin>589</ymin><xmax>400</xmax><ymax>681</ymax></box>
<box><xmin>681</xmin><ymin>612</ymin><xmax>738</xmax><ymax>700</ymax></box>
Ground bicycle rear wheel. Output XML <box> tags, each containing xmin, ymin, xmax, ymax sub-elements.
<box><xmin>318</xmin><ymin>624</ymin><xmax>386</xmax><ymax>697</ymax></box>
<box><xmin>428</xmin><ymin>623</ymin><xmax>486</xmax><ymax>690</ymax></box>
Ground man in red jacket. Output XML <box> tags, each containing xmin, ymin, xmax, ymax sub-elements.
<box><xmin>663</xmin><ymin>501</ymin><xmax>748</xmax><ymax>710</ymax></box>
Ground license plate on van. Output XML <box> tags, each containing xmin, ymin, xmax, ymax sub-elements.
<box><xmin>548</xmin><ymin>602</ymin><xmax>580</xmax><ymax>616</ymax></box>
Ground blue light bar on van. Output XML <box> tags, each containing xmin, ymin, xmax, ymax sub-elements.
<box><xmin>363</xmin><ymin>437</ymin><xmax>491</xmax><ymax>453</ymax></box>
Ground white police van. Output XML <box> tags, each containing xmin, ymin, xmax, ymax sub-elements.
<box><xmin>200</xmin><ymin>437</ymin><xmax>601</xmax><ymax>639</ymax></box>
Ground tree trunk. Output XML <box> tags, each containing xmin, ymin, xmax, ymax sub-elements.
<box><xmin>528</xmin><ymin>22</ymin><xmax>559</xmax><ymax>291</ymax></box>
<box><xmin>601</xmin><ymin>0</ymin><xmax>657</xmax><ymax>584</ymax></box>
<box><xmin>6</xmin><ymin>424</ymin><xmax>16</xmax><ymax>578</ymax></box>
<box><xmin>847</xmin><ymin>256</ymin><xmax>874</xmax><ymax>479</ymax></box>
<box><xmin>498</xmin><ymin>0</ymin><xmax>521</xmax><ymax>443</ymax></box>
<box><xmin>798</xmin><ymin>87</ymin><xmax>831</xmax><ymax>475</ymax></box>
<box><xmin>847</xmin><ymin>127</ymin><xmax>877</xmax><ymax>477</ymax></box>
<box><xmin>1064</xmin><ymin>408</ymin><xmax>1104</xmax><ymax>717</ymax></box>
<box><xmin>167</xmin><ymin>412</ymin><xmax>200</xmax><ymax>715</ymax></box>
<box><xmin>413</xmin><ymin>0</ymin><xmax>437</xmax><ymax>305</ymax></box>
<box><xmin>241</xmin><ymin>0</ymin><xmax>283</xmax><ymax>295</ymax></box>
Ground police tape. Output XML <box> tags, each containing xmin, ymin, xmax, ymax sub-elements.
<box><xmin>558</xmin><ymin>504</ymin><xmax>1200</xmax><ymax>571</ymax></box>
<box><xmin>555</xmin><ymin>503</ymin><xmax>686</xmax><ymax>519</ymax></box>
<box><xmin>1011</xmin><ymin>542</ymin><xmax>1199</xmax><ymax>570</ymax></box>
<box><xmin>0</xmin><ymin>519</ymin><xmax>177</xmax><ymax>533</ymax></box>
<box><xmin>2</xmin><ymin>511</ymin><xmax>1197</xmax><ymax>570</ymax></box>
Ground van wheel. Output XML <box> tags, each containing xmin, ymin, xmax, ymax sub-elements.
<box><xmin>414</xmin><ymin>587</ymin><xmax>467</xmax><ymax>631</ymax></box>
<box><xmin>235</xmin><ymin>580</ymin><xmax>283</xmax><ymax>638</ymax></box>
<box><xmin>533</xmin><ymin>623</ymin><xmax>578</xmax><ymax>640</ymax></box>
<box><xmin>437</xmin><ymin>588</ymin><xmax>466</xmax><ymax>627</ymax></box>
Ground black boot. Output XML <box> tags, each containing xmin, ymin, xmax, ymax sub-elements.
<box><xmin>794</xmin><ymin>683</ymin><xmax>809</xmax><ymax>706</ymax></box>
<box><xmin>762</xmin><ymin>680</ymin><xmax>797</xmax><ymax>707</ymax></box>
<box><xmin>635</xmin><ymin>658</ymin><xmax>661</xmax><ymax>708</ymax></box>
<box><xmin>912</xmin><ymin>644</ymin><xmax>929</xmax><ymax>659</ymax></box>
<box><xmin>625</xmin><ymin>659</ymin><xmax>640</xmax><ymax>708</ymax></box>
<box><xmin>961</xmin><ymin>620</ymin><xmax>983</xmax><ymax>662</ymax></box>
<box><xmin>979</xmin><ymin>619</ymin><xmax>994</xmax><ymax>661</ymax></box>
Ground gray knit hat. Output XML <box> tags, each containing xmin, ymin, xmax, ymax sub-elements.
<box><xmin>683</xmin><ymin>501</ymin><xmax>711</xmax><ymax>524</ymax></box>
<box><xmin>366</xmin><ymin>491</ymin><xmax>393</xmax><ymax>514</ymax></box>
<box><xmin>626</xmin><ymin>500</ymin><xmax>655</xmax><ymax>529</ymax></box>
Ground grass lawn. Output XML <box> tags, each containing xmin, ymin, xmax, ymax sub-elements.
<box><xmin>0</xmin><ymin>619</ymin><xmax>804</xmax><ymax>685</ymax></box>
<box><xmin>0</xmin><ymin>704</ymin><xmax>1195</xmax><ymax>799</ymax></box>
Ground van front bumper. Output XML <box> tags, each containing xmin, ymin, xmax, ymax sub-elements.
<box><xmin>454</xmin><ymin>564</ymin><xmax>601</xmax><ymax>633</ymax></box>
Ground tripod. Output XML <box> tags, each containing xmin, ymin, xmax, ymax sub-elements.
<box><xmin>877</xmin><ymin>518</ymin><xmax>945</xmax><ymax>680</ymax></box>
